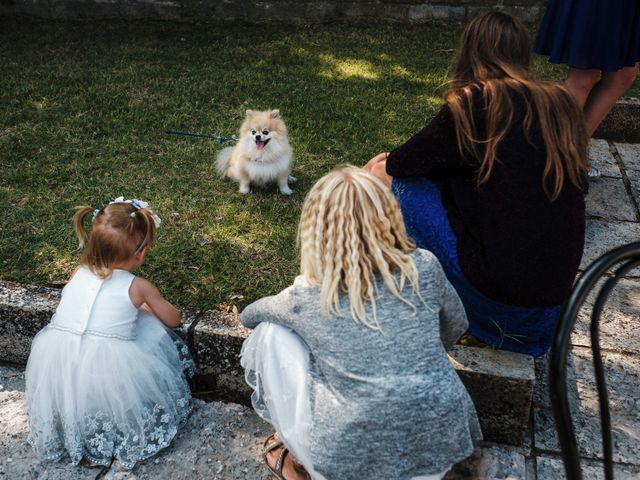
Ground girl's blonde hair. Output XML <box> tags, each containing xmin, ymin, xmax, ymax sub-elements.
<box><xmin>446</xmin><ymin>11</ymin><xmax>588</xmax><ymax>200</ymax></box>
<box><xmin>298</xmin><ymin>166</ymin><xmax>419</xmax><ymax>330</ymax></box>
<box><xmin>73</xmin><ymin>202</ymin><xmax>157</xmax><ymax>278</ymax></box>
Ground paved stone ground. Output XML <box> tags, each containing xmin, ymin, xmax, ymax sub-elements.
<box><xmin>1</xmin><ymin>139</ymin><xmax>639</xmax><ymax>479</ymax></box>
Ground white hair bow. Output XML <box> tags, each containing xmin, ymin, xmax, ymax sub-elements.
<box><xmin>108</xmin><ymin>196</ymin><xmax>162</xmax><ymax>228</ymax></box>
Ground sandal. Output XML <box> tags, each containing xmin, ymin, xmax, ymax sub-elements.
<box><xmin>79</xmin><ymin>458</ymin><xmax>103</xmax><ymax>468</ymax></box>
<box><xmin>262</xmin><ymin>434</ymin><xmax>311</xmax><ymax>480</ymax></box>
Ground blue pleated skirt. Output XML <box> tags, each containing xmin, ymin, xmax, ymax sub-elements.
<box><xmin>393</xmin><ymin>177</ymin><xmax>560</xmax><ymax>358</ymax></box>
<box><xmin>534</xmin><ymin>0</ymin><xmax>640</xmax><ymax>72</ymax></box>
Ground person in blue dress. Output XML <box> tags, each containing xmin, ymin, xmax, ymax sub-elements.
<box><xmin>535</xmin><ymin>0</ymin><xmax>639</xmax><ymax>175</ymax></box>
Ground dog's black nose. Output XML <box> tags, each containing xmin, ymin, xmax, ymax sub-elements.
<box><xmin>255</xmin><ymin>134</ymin><xmax>262</xmax><ymax>140</ymax></box>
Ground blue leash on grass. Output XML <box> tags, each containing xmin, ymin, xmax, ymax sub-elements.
<box><xmin>165</xmin><ymin>130</ymin><xmax>238</xmax><ymax>144</ymax></box>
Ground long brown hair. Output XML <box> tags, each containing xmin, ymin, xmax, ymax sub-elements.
<box><xmin>73</xmin><ymin>202</ymin><xmax>157</xmax><ymax>278</ymax></box>
<box><xmin>445</xmin><ymin>11</ymin><xmax>588</xmax><ymax>199</ymax></box>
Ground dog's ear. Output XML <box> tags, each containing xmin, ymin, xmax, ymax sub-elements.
<box><xmin>245</xmin><ymin>109</ymin><xmax>254</xmax><ymax>118</ymax></box>
<box><xmin>270</xmin><ymin>109</ymin><xmax>280</xmax><ymax>119</ymax></box>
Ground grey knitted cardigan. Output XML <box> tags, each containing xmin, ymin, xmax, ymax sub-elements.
<box><xmin>241</xmin><ymin>249</ymin><xmax>482</xmax><ymax>480</ymax></box>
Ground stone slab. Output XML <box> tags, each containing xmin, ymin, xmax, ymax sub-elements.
<box><xmin>572</xmin><ymin>277</ymin><xmax>640</xmax><ymax>355</ymax></box>
<box><xmin>625</xmin><ymin>174</ymin><xmax>640</xmax><ymax>215</ymax></box>
<box><xmin>124</xmin><ymin>401</ymin><xmax>270</xmax><ymax>480</ymax></box>
<box><xmin>536</xmin><ymin>455</ymin><xmax>640</xmax><ymax>480</ymax></box>
<box><xmin>533</xmin><ymin>346</ymin><xmax>640</xmax><ymax>465</ymax></box>
<box><xmin>467</xmin><ymin>5</ymin><xmax>542</xmax><ymax>24</ymax></box>
<box><xmin>589</xmin><ymin>139</ymin><xmax>622</xmax><ymax>178</ymax></box>
<box><xmin>444</xmin><ymin>444</ymin><xmax>527</xmax><ymax>480</ymax></box>
<box><xmin>0</xmin><ymin>281</ymin><xmax>536</xmax><ymax>446</ymax></box>
<box><xmin>0</xmin><ymin>383</ymin><xmax>271</xmax><ymax>480</ymax></box>
<box><xmin>0</xmin><ymin>363</ymin><xmax>535</xmax><ymax>480</ymax></box>
<box><xmin>0</xmin><ymin>0</ymin><xmax>546</xmax><ymax>23</ymax></box>
<box><xmin>596</xmin><ymin>98</ymin><xmax>640</xmax><ymax>143</ymax></box>
<box><xmin>585</xmin><ymin>177</ymin><xmax>636</xmax><ymax>222</ymax></box>
<box><xmin>0</xmin><ymin>390</ymin><xmax>100</xmax><ymax>480</ymax></box>
<box><xmin>189</xmin><ymin>309</ymin><xmax>254</xmax><ymax>403</ymax></box>
<box><xmin>449</xmin><ymin>346</ymin><xmax>534</xmax><ymax>446</ymax></box>
<box><xmin>615</xmin><ymin>143</ymin><xmax>640</xmax><ymax>173</ymax></box>
<box><xmin>0</xmin><ymin>281</ymin><xmax>199</xmax><ymax>366</ymax></box>
<box><xmin>0</xmin><ymin>365</ymin><xmax>25</xmax><ymax>393</ymax></box>
<box><xmin>615</xmin><ymin>143</ymin><xmax>640</xmax><ymax>212</ymax></box>
<box><xmin>407</xmin><ymin>4</ymin><xmax>466</xmax><ymax>21</ymax></box>
<box><xmin>581</xmin><ymin>220</ymin><xmax>640</xmax><ymax>274</ymax></box>
<box><xmin>0</xmin><ymin>281</ymin><xmax>60</xmax><ymax>365</ymax></box>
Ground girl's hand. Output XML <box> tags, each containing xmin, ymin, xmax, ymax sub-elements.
<box><xmin>129</xmin><ymin>278</ymin><xmax>181</xmax><ymax>328</ymax></box>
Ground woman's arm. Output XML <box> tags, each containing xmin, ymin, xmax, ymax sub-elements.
<box><xmin>130</xmin><ymin>277</ymin><xmax>181</xmax><ymax>328</ymax></box>
<box><xmin>418</xmin><ymin>250</ymin><xmax>468</xmax><ymax>349</ymax></box>
<box><xmin>385</xmin><ymin>104</ymin><xmax>469</xmax><ymax>178</ymax></box>
<box><xmin>438</xmin><ymin>278</ymin><xmax>468</xmax><ymax>350</ymax></box>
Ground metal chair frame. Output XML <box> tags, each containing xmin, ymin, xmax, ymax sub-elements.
<box><xmin>550</xmin><ymin>241</ymin><xmax>640</xmax><ymax>480</ymax></box>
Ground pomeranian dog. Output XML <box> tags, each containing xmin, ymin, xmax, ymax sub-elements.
<box><xmin>216</xmin><ymin>109</ymin><xmax>294</xmax><ymax>195</ymax></box>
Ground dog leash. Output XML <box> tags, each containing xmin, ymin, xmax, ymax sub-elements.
<box><xmin>165</xmin><ymin>130</ymin><xmax>238</xmax><ymax>144</ymax></box>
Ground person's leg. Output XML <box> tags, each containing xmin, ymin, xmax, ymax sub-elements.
<box><xmin>264</xmin><ymin>435</ymin><xmax>310</xmax><ymax>480</ymax></box>
<box><xmin>241</xmin><ymin>322</ymin><xmax>316</xmax><ymax>479</ymax></box>
<box><xmin>582</xmin><ymin>65</ymin><xmax>639</xmax><ymax>137</ymax></box>
<box><xmin>564</xmin><ymin>68</ymin><xmax>609</xmax><ymax>177</ymax></box>
<box><xmin>564</xmin><ymin>68</ymin><xmax>601</xmax><ymax>108</ymax></box>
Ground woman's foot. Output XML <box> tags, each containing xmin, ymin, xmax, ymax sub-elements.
<box><xmin>263</xmin><ymin>434</ymin><xmax>310</xmax><ymax>480</ymax></box>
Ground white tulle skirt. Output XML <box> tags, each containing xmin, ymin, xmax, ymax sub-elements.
<box><xmin>26</xmin><ymin>312</ymin><xmax>195</xmax><ymax>469</ymax></box>
<box><xmin>241</xmin><ymin>323</ymin><xmax>449</xmax><ymax>480</ymax></box>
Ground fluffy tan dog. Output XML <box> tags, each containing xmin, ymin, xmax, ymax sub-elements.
<box><xmin>215</xmin><ymin>109</ymin><xmax>294</xmax><ymax>195</ymax></box>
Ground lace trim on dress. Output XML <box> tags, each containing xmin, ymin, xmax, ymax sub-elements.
<box><xmin>28</xmin><ymin>399</ymin><xmax>193</xmax><ymax>469</ymax></box>
<box><xmin>27</xmin><ymin>334</ymin><xmax>196</xmax><ymax>469</ymax></box>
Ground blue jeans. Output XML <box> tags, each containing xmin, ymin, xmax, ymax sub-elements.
<box><xmin>393</xmin><ymin>177</ymin><xmax>559</xmax><ymax>357</ymax></box>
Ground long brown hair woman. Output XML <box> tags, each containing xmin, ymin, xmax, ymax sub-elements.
<box><xmin>365</xmin><ymin>11</ymin><xmax>589</xmax><ymax>357</ymax></box>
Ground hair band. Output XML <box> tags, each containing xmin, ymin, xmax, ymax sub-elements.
<box><xmin>134</xmin><ymin>235</ymin><xmax>148</xmax><ymax>256</ymax></box>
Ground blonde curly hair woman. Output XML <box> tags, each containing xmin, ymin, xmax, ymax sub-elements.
<box><xmin>240</xmin><ymin>166</ymin><xmax>481</xmax><ymax>480</ymax></box>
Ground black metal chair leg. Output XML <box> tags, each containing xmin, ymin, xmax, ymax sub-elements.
<box><xmin>549</xmin><ymin>242</ymin><xmax>640</xmax><ymax>480</ymax></box>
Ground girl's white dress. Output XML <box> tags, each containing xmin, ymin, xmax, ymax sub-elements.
<box><xmin>25</xmin><ymin>267</ymin><xmax>195</xmax><ymax>469</ymax></box>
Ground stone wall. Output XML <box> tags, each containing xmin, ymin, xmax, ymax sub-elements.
<box><xmin>0</xmin><ymin>0</ymin><xmax>547</xmax><ymax>23</ymax></box>
<box><xmin>0</xmin><ymin>279</ymin><xmax>535</xmax><ymax>445</ymax></box>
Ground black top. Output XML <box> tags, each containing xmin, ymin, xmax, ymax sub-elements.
<box><xmin>386</xmin><ymin>89</ymin><xmax>586</xmax><ymax>307</ymax></box>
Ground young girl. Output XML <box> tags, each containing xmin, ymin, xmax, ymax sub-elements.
<box><xmin>26</xmin><ymin>197</ymin><xmax>195</xmax><ymax>469</ymax></box>
<box><xmin>240</xmin><ymin>167</ymin><xmax>482</xmax><ymax>480</ymax></box>
<box><xmin>366</xmin><ymin>12</ymin><xmax>589</xmax><ymax>357</ymax></box>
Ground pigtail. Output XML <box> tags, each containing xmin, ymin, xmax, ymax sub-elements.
<box><xmin>73</xmin><ymin>206</ymin><xmax>95</xmax><ymax>248</ymax></box>
<box><xmin>132</xmin><ymin>208</ymin><xmax>157</xmax><ymax>253</ymax></box>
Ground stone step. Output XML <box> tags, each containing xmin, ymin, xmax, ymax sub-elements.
<box><xmin>0</xmin><ymin>366</ymin><xmax>271</xmax><ymax>480</ymax></box>
<box><xmin>0</xmin><ymin>280</ymin><xmax>535</xmax><ymax>446</ymax></box>
<box><xmin>0</xmin><ymin>364</ymin><xmax>533</xmax><ymax>479</ymax></box>
<box><xmin>596</xmin><ymin>98</ymin><xmax>640</xmax><ymax>143</ymax></box>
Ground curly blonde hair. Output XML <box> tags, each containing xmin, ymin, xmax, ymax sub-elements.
<box><xmin>298</xmin><ymin>166</ymin><xmax>420</xmax><ymax>330</ymax></box>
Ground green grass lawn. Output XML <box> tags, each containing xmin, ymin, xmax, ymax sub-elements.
<box><xmin>1</xmin><ymin>19</ymin><xmax>638</xmax><ymax>310</ymax></box>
